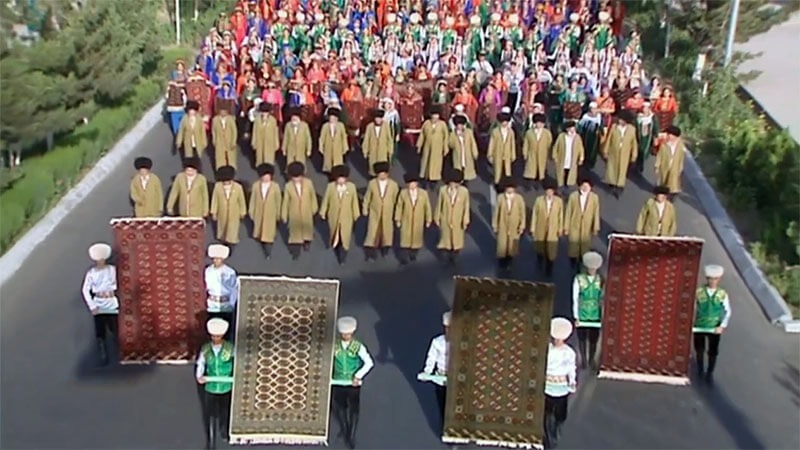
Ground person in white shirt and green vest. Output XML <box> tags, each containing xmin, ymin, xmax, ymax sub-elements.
<box><xmin>196</xmin><ymin>318</ymin><xmax>234</xmax><ymax>449</ymax></box>
<box><xmin>544</xmin><ymin>318</ymin><xmax>577</xmax><ymax>450</ymax></box>
<box><xmin>693</xmin><ymin>264</ymin><xmax>732</xmax><ymax>385</ymax></box>
<box><xmin>572</xmin><ymin>251</ymin><xmax>604</xmax><ymax>370</ymax></box>
<box><xmin>332</xmin><ymin>316</ymin><xmax>374</xmax><ymax>449</ymax></box>
<box><xmin>421</xmin><ymin>311</ymin><xmax>451</xmax><ymax>428</ymax></box>
<box><xmin>81</xmin><ymin>243</ymin><xmax>119</xmax><ymax>366</ymax></box>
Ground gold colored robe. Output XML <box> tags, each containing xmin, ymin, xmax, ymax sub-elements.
<box><xmin>210</xmin><ymin>182</ymin><xmax>246</xmax><ymax>244</ymax></box>
<box><xmin>362</xmin><ymin>123</ymin><xmax>395</xmax><ymax>175</ymax></box>
<box><xmin>416</xmin><ymin>120</ymin><xmax>449</xmax><ymax>181</ymax></box>
<box><xmin>635</xmin><ymin>198</ymin><xmax>677</xmax><ymax>237</ymax></box>
<box><xmin>552</xmin><ymin>132</ymin><xmax>585</xmax><ymax>187</ymax></box>
<box><xmin>448</xmin><ymin>129</ymin><xmax>479</xmax><ymax>181</ymax></box>
<box><xmin>522</xmin><ymin>128</ymin><xmax>553</xmax><ymax>180</ymax></box>
<box><xmin>130</xmin><ymin>174</ymin><xmax>164</xmax><ymax>217</ymax></box>
<box><xmin>363</xmin><ymin>178</ymin><xmax>399</xmax><ymax>248</ymax></box>
<box><xmin>530</xmin><ymin>195</ymin><xmax>564</xmax><ymax>261</ymax></box>
<box><xmin>166</xmin><ymin>173</ymin><xmax>209</xmax><ymax>218</ymax></box>
<box><xmin>487</xmin><ymin>126</ymin><xmax>516</xmax><ymax>184</ymax></box>
<box><xmin>602</xmin><ymin>124</ymin><xmax>638</xmax><ymax>187</ymax></box>
<box><xmin>280</xmin><ymin>178</ymin><xmax>319</xmax><ymax>244</ymax></box>
<box><xmin>320</xmin><ymin>182</ymin><xmax>361</xmax><ymax>250</ymax></box>
<box><xmin>248</xmin><ymin>180</ymin><xmax>282</xmax><ymax>243</ymax></box>
<box><xmin>319</xmin><ymin>122</ymin><xmax>349</xmax><ymax>172</ymax></box>
<box><xmin>212</xmin><ymin>115</ymin><xmax>239</xmax><ymax>169</ymax></box>
<box><xmin>492</xmin><ymin>193</ymin><xmax>527</xmax><ymax>258</ymax></box>
<box><xmin>175</xmin><ymin>115</ymin><xmax>207</xmax><ymax>157</ymax></box>
<box><xmin>434</xmin><ymin>185</ymin><xmax>470</xmax><ymax>251</ymax></box>
<box><xmin>655</xmin><ymin>140</ymin><xmax>685</xmax><ymax>193</ymax></box>
<box><xmin>251</xmin><ymin>115</ymin><xmax>280</xmax><ymax>166</ymax></box>
<box><xmin>394</xmin><ymin>188</ymin><xmax>432</xmax><ymax>249</ymax></box>
<box><xmin>564</xmin><ymin>191</ymin><xmax>600</xmax><ymax>258</ymax></box>
<box><xmin>282</xmin><ymin>120</ymin><xmax>313</xmax><ymax>165</ymax></box>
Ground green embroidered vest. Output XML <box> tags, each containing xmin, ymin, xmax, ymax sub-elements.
<box><xmin>695</xmin><ymin>288</ymin><xmax>726</xmax><ymax>328</ymax></box>
<box><xmin>202</xmin><ymin>341</ymin><xmax>234</xmax><ymax>394</ymax></box>
<box><xmin>577</xmin><ymin>274</ymin><xmax>603</xmax><ymax>322</ymax></box>
<box><xmin>333</xmin><ymin>339</ymin><xmax>362</xmax><ymax>381</ymax></box>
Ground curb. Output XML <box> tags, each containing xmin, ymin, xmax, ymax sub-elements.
<box><xmin>0</xmin><ymin>100</ymin><xmax>166</xmax><ymax>290</ymax></box>
<box><xmin>683</xmin><ymin>148</ymin><xmax>797</xmax><ymax>332</ymax></box>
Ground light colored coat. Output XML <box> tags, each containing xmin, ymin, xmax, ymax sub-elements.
<box><xmin>552</xmin><ymin>132</ymin><xmax>585</xmax><ymax>187</ymax></box>
<box><xmin>522</xmin><ymin>128</ymin><xmax>553</xmax><ymax>180</ymax></box>
<box><xmin>166</xmin><ymin>172</ymin><xmax>209</xmax><ymax>217</ymax></box>
<box><xmin>564</xmin><ymin>191</ymin><xmax>600</xmax><ymax>258</ymax></box>
<box><xmin>251</xmin><ymin>115</ymin><xmax>280</xmax><ymax>166</ymax></box>
<box><xmin>212</xmin><ymin>115</ymin><xmax>238</xmax><ymax>169</ymax></box>
<box><xmin>434</xmin><ymin>185</ymin><xmax>470</xmax><ymax>250</ymax></box>
<box><xmin>248</xmin><ymin>180</ymin><xmax>282</xmax><ymax>243</ymax></box>
<box><xmin>210</xmin><ymin>182</ymin><xmax>246</xmax><ymax>243</ymax></box>
<box><xmin>395</xmin><ymin>187</ymin><xmax>432</xmax><ymax>249</ymax></box>
<box><xmin>492</xmin><ymin>192</ymin><xmax>526</xmax><ymax>258</ymax></box>
<box><xmin>487</xmin><ymin>126</ymin><xmax>516</xmax><ymax>184</ymax></box>
<box><xmin>320</xmin><ymin>181</ymin><xmax>361</xmax><ymax>250</ymax></box>
<box><xmin>319</xmin><ymin>122</ymin><xmax>349</xmax><ymax>172</ymax></box>
<box><xmin>530</xmin><ymin>194</ymin><xmax>564</xmax><ymax>260</ymax></box>
<box><xmin>362</xmin><ymin>123</ymin><xmax>395</xmax><ymax>175</ymax></box>
<box><xmin>417</xmin><ymin>119</ymin><xmax>449</xmax><ymax>181</ymax></box>
<box><xmin>448</xmin><ymin>129</ymin><xmax>479</xmax><ymax>181</ymax></box>
<box><xmin>175</xmin><ymin>115</ymin><xmax>207</xmax><ymax>157</ymax></box>
<box><xmin>655</xmin><ymin>139</ymin><xmax>685</xmax><ymax>193</ymax></box>
<box><xmin>130</xmin><ymin>174</ymin><xmax>164</xmax><ymax>217</ymax></box>
<box><xmin>282</xmin><ymin>120</ymin><xmax>313</xmax><ymax>165</ymax></box>
<box><xmin>363</xmin><ymin>178</ymin><xmax>399</xmax><ymax>247</ymax></box>
<box><xmin>280</xmin><ymin>178</ymin><xmax>318</xmax><ymax>244</ymax></box>
<box><xmin>635</xmin><ymin>198</ymin><xmax>677</xmax><ymax>236</ymax></box>
<box><xmin>602</xmin><ymin>124</ymin><xmax>638</xmax><ymax>187</ymax></box>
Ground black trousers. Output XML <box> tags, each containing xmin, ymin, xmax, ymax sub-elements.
<box><xmin>333</xmin><ymin>386</ymin><xmax>360</xmax><ymax>442</ymax></box>
<box><xmin>399</xmin><ymin>248</ymin><xmax>419</xmax><ymax>264</ymax></box>
<box><xmin>694</xmin><ymin>332</ymin><xmax>721</xmax><ymax>357</ymax></box>
<box><xmin>577</xmin><ymin>327</ymin><xmax>601</xmax><ymax>365</ymax></box>
<box><xmin>498</xmin><ymin>256</ymin><xmax>513</xmax><ymax>269</ymax></box>
<box><xmin>288</xmin><ymin>241</ymin><xmax>311</xmax><ymax>259</ymax></box>
<box><xmin>434</xmin><ymin>385</ymin><xmax>446</xmax><ymax>425</ymax></box>
<box><xmin>543</xmin><ymin>394</ymin><xmax>569</xmax><ymax>449</ymax></box>
<box><xmin>94</xmin><ymin>314</ymin><xmax>118</xmax><ymax>339</ymax></box>
<box><xmin>334</xmin><ymin>244</ymin><xmax>348</xmax><ymax>263</ymax></box>
<box><xmin>260</xmin><ymin>242</ymin><xmax>273</xmax><ymax>258</ymax></box>
<box><xmin>205</xmin><ymin>391</ymin><xmax>231</xmax><ymax>435</ymax></box>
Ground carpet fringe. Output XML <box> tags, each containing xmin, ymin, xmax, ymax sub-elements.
<box><xmin>442</xmin><ymin>436</ymin><xmax>470</xmax><ymax>444</ymax></box>
<box><xmin>475</xmin><ymin>439</ymin><xmax>542</xmax><ymax>449</ymax></box>
<box><xmin>228</xmin><ymin>434</ymin><xmax>327</xmax><ymax>446</ymax></box>
<box><xmin>598</xmin><ymin>370</ymin><xmax>690</xmax><ymax>386</ymax></box>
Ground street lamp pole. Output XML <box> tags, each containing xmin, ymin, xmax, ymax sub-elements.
<box><xmin>175</xmin><ymin>0</ymin><xmax>181</xmax><ymax>45</ymax></box>
<box><xmin>723</xmin><ymin>0</ymin><xmax>741</xmax><ymax>67</ymax></box>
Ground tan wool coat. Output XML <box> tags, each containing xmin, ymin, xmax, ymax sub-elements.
<box><xmin>487</xmin><ymin>126</ymin><xmax>516</xmax><ymax>184</ymax></box>
<box><xmin>492</xmin><ymin>192</ymin><xmax>527</xmax><ymax>258</ymax></box>
<box><xmin>320</xmin><ymin>182</ymin><xmax>361</xmax><ymax>250</ymax></box>
<box><xmin>636</xmin><ymin>198</ymin><xmax>677</xmax><ymax>237</ymax></box>
<box><xmin>166</xmin><ymin>172</ymin><xmax>209</xmax><ymax>218</ymax></box>
<box><xmin>248</xmin><ymin>180</ymin><xmax>282</xmax><ymax>243</ymax></box>
<box><xmin>530</xmin><ymin>194</ymin><xmax>564</xmax><ymax>261</ymax></box>
<box><xmin>282</xmin><ymin>120</ymin><xmax>313</xmax><ymax>165</ymax></box>
<box><xmin>362</xmin><ymin>123</ymin><xmax>395</xmax><ymax>175</ymax></box>
<box><xmin>280</xmin><ymin>178</ymin><xmax>319</xmax><ymax>244</ymax></box>
<box><xmin>417</xmin><ymin>120</ymin><xmax>449</xmax><ymax>181</ymax></box>
<box><xmin>210</xmin><ymin>182</ymin><xmax>246</xmax><ymax>243</ymax></box>
<box><xmin>175</xmin><ymin>115</ymin><xmax>207</xmax><ymax>157</ymax></box>
<box><xmin>319</xmin><ymin>122</ymin><xmax>349</xmax><ymax>172</ymax></box>
<box><xmin>552</xmin><ymin>132</ymin><xmax>585</xmax><ymax>187</ymax></box>
<box><xmin>564</xmin><ymin>191</ymin><xmax>600</xmax><ymax>258</ymax></box>
<box><xmin>394</xmin><ymin>187</ymin><xmax>432</xmax><ymax>249</ymax></box>
<box><xmin>130</xmin><ymin>174</ymin><xmax>164</xmax><ymax>217</ymax></box>
<box><xmin>602</xmin><ymin>124</ymin><xmax>638</xmax><ymax>187</ymax></box>
<box><xmin>448</xmin><ymin>129</ymin><xmax>479</xmax><ymax>181</ymax></box>
<box><xmin>434</xmin><ymin>185</ymin><xmax>470</xmax><ymax>251</ymax></box>
<box><xmin>655</xmin><ymin>139</ymin><xmax>685</xmax><ymax>193</ymax></box>
<box><xmin>522</xmin><ymin>128</ymin><xmax>553</xmax><ymax>180</ymax></box>
<box><xmin>212</xmin><ymin>115</ymin><xmax>238</xmax><ymax>169</ymax></box>
<box><xmin>251</xmin><ymin>115</ymin><xmax>280</xmax><ymax>166</ymax></box>
<box><xmin>363</xmin><ymin>178</ymin><xmax>399</xmax><ymax>248</ymax></box>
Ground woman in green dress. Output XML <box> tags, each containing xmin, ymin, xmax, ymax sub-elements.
<box><xmin>635</xmin><ymin>101</ymin><xmax>659</xmax><ymax>173</ymax></box>
<box><xmin>578</xmin><ymin>102</ymin><xmax>604</xmax><ymax>170</ymax></box>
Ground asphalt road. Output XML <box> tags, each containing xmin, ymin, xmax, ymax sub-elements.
<box><xmin>1</xmin><ymin>118</ymin><xmax>798</xmax><ymax>450</ymax></box>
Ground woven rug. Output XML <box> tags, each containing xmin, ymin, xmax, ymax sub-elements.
<box><xmin>230</xmin><ymin>276</ymin><xmax>339</xmax><ymax>445</ymax></box>
<box><xmin>444</xmin><ymin>277</ymin><xmax>555</xmax><ymax>449</ymax></box>
<box><xmin>110</xmin><ymin>218</ymin><xmax>207</xmax><ymax>363</ymax></box>
<box><xmin>599</xmin><ymin>234</ymin><xmax>704</xmax><ymax>385</ymax></box>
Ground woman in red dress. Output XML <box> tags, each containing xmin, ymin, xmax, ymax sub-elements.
<box><xmin>653</xmin><ymin>86</ymin><xmax>679</xmax><ymax>129</ymax></box>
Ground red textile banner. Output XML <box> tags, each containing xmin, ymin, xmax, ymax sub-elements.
<box><xmin>111</xmin><ymin>218</ymin><xmax>207</xmax><ymax>363</ymax></box>
<box><xmin>599</xmin><ymin>234</ymin><xmax>704</xmax><ymax>384</ymax></box>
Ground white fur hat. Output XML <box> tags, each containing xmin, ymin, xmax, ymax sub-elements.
<box><xmin>599</xmin><ymin>11</ymin><xmax>610</xmax><ymax>22</ymax></box>
<box><xmin>427</xmin><ymin>12</ymin><xmax>438</xmax><ymax>22</ymax></box>
<box><xmin>386</xmin><ymin>13</ymin><xmax>397</xmax><ymax>23</ymax></box>
<box><xmin>589</xmin><ymin>101</ymin><xmax>598</xmax><ymax>108</ymax></box>
<box><xmin>705</xmin><ymin>264</ymin><xmax>724</xmax><ymax>278</ymax></box>
<box><xmin>582</xmin><ymin>251</ymin><xmax>603</xmax><ymax>270</ymax></box>
<box><xmin>207</xmin><ymin>318</ymin><xmax>229</xmax><ymax>336</ymax></box>
<box><xmin>88</xmin><ymin>243</ymin><xmax>111</xmax><ymax>261</ymax></box>
<box><xmin>551</xmin><ymin>317</ymin><xmax>573</xmax><ymax>340</ymax></box>
<box><xmin>410</xmin><ymin>12</ymin><xmax>421</xmax><ymax>24</ymax></box>
<box><xmin>501</xmin><ymin>106</ymin><xmax>511</xmax><ymax>114</ymax></box>
<box><xmin>338</xmin><ymin>18</ymin><xmax>348</xmax><ymax>27</ymax></box>
<box><xmin>296</xmin><ymin>12</ymin><xmax>305</xmax><ymax>22</ymax></box>
<box><xmin>570</xmin><ymin>13</ymin><xmax>579</xmax><ymax>23</ymax></box>
<box><xmin>509</xmin><ymin>13</ymin><xmax>519</xmax><ymax>24</ymax></box>
<box><xmin>470</xmin><ymin>15</ymin><xmax>481</xmax><ymax>25</ymax></box>
<box><xmin>454</xmin><ymin>104</ymin><xmax>465</xmax><ymax>112</ymax></box>
<box><xmin>446</xmin><ymin>16</ymin><xmax>455</xmax><ymax>26</ymax></box>
<box><xmin>491</xmin><ymin>12</ymin><xmax>501</xmax><ymax>22</ymax></box>
<box><xmin>314</xmin><ymin>12</ymin><xmax>324</xmax><ymax>21</ymax></box>
<box><xmin>337</xmin><ymin>316</ymin><xmax>358</xmax><ymax>334</ymax></box>
<box><xmin>207</xmin><ymin>244</ymin><xmax>230</xmax><ymax>259</ymax></box>
<box><xmin>277</xmin><ymin>10</ymin><xmax>287</xmax><ymax>19</ymax></box>
<box><xmin>442</xmin><ymin>311</ymin><xmax>452</xmax><ymax>326</ymax></box>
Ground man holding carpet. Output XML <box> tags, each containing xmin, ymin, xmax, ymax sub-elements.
<box><xmin>544</xmin><ymin>318</ymin><xmax>577</xmax><ymax>449</ymax></box>
<box><xmin>196</xmin><ymin>318</ymin><xmax>234</xmax><ymax>449</ymax></box>
<box><xmin>332</xmin><ymin>316</ymin><xmax>374</xmax><ymax>449</ymax></box>
<box><xmin>572</xmin><ymin>251</ymin><xmax>604</xmax><ymax>370</ymax></box>
<box><xmin>204</xmin><ymin>244</ymin><xmax>238</xmax><ymax>337</ymax></box>
<box><xmin>81</xmin><ymin>242</ymin><xmax>118</xmax><ymax>366</ymax></box>
<box><xmin>693</xmin><ymin>264</ymin><xmax>732</xmax><ymax>385</ymax></box>
<box><xmin>421</xmin><ymin>311</ymin><xmax>451</xmax><ymax>427</ymax></box>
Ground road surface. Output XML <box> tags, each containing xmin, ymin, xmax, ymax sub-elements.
<box><xmin>1</xmin><ymin>118</ymin><xmax>798</xmax><ymax>449</ymax></box>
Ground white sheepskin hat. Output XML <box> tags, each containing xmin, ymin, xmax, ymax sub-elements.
<box><xmin>337</xmin><ymin>316</ymin><xmax>358</xmax><ymax>334</ymax></box>
<box><xmin>442</xmin><ymin>311</ymin><xmax>452</xmax><ymax>326</ymax></box>
<box><xmin>704</xmin><ymin>264</ymin><xmax>724</xmax><ymax>278</ymax></box>
<box><xmin>551</xmin><ymin>317</ymin><xmax>573</xmax><ymax>340</ymax></box>
<box><xmin>207</xmin><ymin>318</ymin><xmax>229</xmax><ymax>336</ymax></box>
<box><xmin>207</xmin><ymin>244</ymin><xmax>230</xmax><ymax>260</ymax></box>
<box><xmin>582</xmin><ymin>251</ymin><xmax>603</xmax><ymax>270</ymax></box>
<box><xmin>88</xmin><ymin>243</ymin><xmax>111</xmax><ymax>261</ymax></box>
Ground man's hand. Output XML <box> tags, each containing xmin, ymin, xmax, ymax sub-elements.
<box><xmin>714</xmin><ymin>326</ymin><xmax>725</xmax><ymax>335</ymax></box>
<box><xmin>210</xmin><ymin>215</ymin><xmax>217</xmax><ymax>221</ymax></box>
<box><xmin>91</xmin><ymin>307</ymin><xmax>99</xmax><ymax>316</ymax></box>
<box><xmin>197</xmin><ymin>376</ymin><xmax>207</xmax><ymax>385</ymax></box>
<box><xmin>426</xmin><ymin>222</ymin><xmax>432</xmax><ymax>228</ymax></box>
<box><xmin>352</xmin><ymin>377</ymin><xmax>362</xmax><ymax>387</ymax></box>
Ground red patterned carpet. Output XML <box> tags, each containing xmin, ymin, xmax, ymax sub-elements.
<box><xmin>111</xmin><ymin>218</ymin><xmax>207</xmax><ymax>363</ymax></box>
<box><xmin>599</xmin><ymin>234</ymin><xmax>704</xmax><ymax>385</ymax></box>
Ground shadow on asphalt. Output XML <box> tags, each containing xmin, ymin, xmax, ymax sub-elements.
<box><xmin>692</xmin><ymin>378</ymin><xmax>766</xmax><ymax>449</ymax></box>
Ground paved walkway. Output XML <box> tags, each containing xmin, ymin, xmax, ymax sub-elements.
<box><xmin>1</xmin><ymin>120</ymin><xmax>798</xmax><ymax>449</ymax></box>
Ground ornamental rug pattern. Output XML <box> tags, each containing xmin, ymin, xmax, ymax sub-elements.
<box><xmin>110</xmin><ymin>218</ymin><xmax>206</xmax><ymax>362</ymax></box>
<box><xmin>231</xmin><ymin>276</ymin><xmax>339</xmax><ymax>445</ymax></box>
<box><xmin>600</xmin><ymin>234</ymin><xmax>704</xmax><ymax>380</ymax></box>
<box><xmin>444</xmin><ymin>276</ymin><xmax>555</xmax><ymax>449</ymax></box>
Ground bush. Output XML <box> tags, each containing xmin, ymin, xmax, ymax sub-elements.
<box><xmin>11</xmin><ymin>171</ymin><xmax>56</xmax><ymax>218</ymax></box>
<box><xmin>37</xmin><ymin>146</ymin><xmax>84</xmax><ymax>186</ymax></box>
<box><xmin>0</xmin><ymin>201</ymin><xmax>25</xmax><ymax>250</ymax></box>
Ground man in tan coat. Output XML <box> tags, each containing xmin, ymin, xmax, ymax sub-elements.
<box><xmin>363</xmin><ymin>162</ymin><xmax>399</xmax><ymax>260</ymax></box>
<box><xmin>130</xmin><ymin>157</ymin><xmax>163</xmax><ymax>217</ymax></box>
<box><xmin>530</xmin><ymin>179</ymin><xmax>564</xmax><ymax>277</ymax></box>
<box><xmin>487</xmin><ymin>111</ymin><xmax>516</xmax><ymax>185</ymax></box>
<box><xmin>492</xmin><ymin>177</ymin><xmax>526</xmax><ymax>271</ymax></box>
<box><xmin>319</xmin><ymin>108</ymin><xmax>349</xmax><ymax>173</ymax></box>
<box><xmin>654</xmin><ymin>125</ymin><xmax>685</xmax><ymax>196</ymax></box>
<box><xmin>210</xmin><ymin>165</ymin><xmax>246</xmax><ymax>247</ymax></box>
<box><xmin>522</xmin><ymin>113</ymin><xmax>552</xmax><ymax>189</ymax></box>
<box><xmin>552</xmin><ymin>121</ymin><xmax>585</xmax><ymax>193</ymax></box>
<box><xmin>636</xmin><ymin>186</ymin><xmax>677</xmax><ymax>236</ymax></box>
<box><xmin>395</xmin><ymin>174</ymin><xmax>432</xmax><ymax>265</ymax></box>
<box><xmin>281</xmin><ymin>161</ymin><xmax>319</xmax><ymax>260</ymax></box>
<box><xmin>362</xmin><ymin>109</ymin><xmax>395</xmax><ymax>176</ymax></box>
<box><xmin>282</xmin><ymin>107</ymin><xmax>313</xmax><ymax>166</ymax></box>
<box><xmin>434</xmin><ymin>169</ymin><xmax>470</xmax><ymax>264</ymax></box>
<box><xmin>167</xmin><ymin>157</ymin><xmax>209</xmax><ymax>218</ymax></box>
<box><xmin>251</xmin><ymin>103</ymin><xmax>280</xmax><ymax>167</ymax></box>
<box><xmin>212</xmin><ymin>108</ymin><xmax>239</xmax><ymax>170</ymax></box>
<box><xmin>320</xmin><ymin>164</ymin><xmax>361</xmax><ymax>264</ymax></box>
<box><xmin>249</xmin><ymin>163</ymin><xmax>282</xmax><ymax>259</ymax></box>
<box><xmin>417</xmin><ymin>107</ymin><xmax>449</xmax><ymax>186</ymax></box>
<box><xmin>448</xmin><ymin>115</ymin><xmax>479</xmax><ymax>182</ymax></box>
<box><xmin>602</xmin><ymin>112</ymin><xmax>638</xmax><ymax>198</ymax></box>
<box><xmin>175</xmin><ymin>101</ymin><xmax>207</xmax><ymax>158</ymax></box>
<box><xmin>564</xmin><ymin>178</ymin><xmax>601</xmax><ymax>269</ymax></box>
